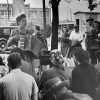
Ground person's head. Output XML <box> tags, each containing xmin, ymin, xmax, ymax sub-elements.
<box><xmin>16</xmin><ymin>14</ymin><xmax>27</xmax><ymax>28</ymax></box>
<box><xmin>50</xmin><ymin>49</ymin><xmax>64</xmax><ymax>70</ymax></box>
<box><xmin>35</xmin><ymin>25</ymin><xmax>40</xmax><ymax>31</ymax></box>
<box><xmin>93</xmin><ymin>21</ymin><xmax>99</xmax><ymax>30</ymax></box>
<box><xmin>73</xmin><ymin>47</ymin><xmax>90</xmax><ymax>65</ymax></box>
<box><xmin>73</xmin><ymin>25</ymin><xmax>79</xmax><ymax>33</ymax></box>
<box><xmin>7</xmin><ymin>52</ymin><xmax>21</xmax><ymax>70</ymax></box>
<box><xmin>23</xmin><ymin>50</ymin><xmax>37</xmax><ymax>62</ymax></box>
<box><xmin>62</xmin><ymin>26</ymin><xmax>67</xmax><ymax>33</ymax></box>
<box><xmin>10</xmin><ymin>47</ymin><xmax>25</xmax><ymax>60</ymax></box>
<box><xmin>86</xmin><ymin>18</ymin><xmax>94</xmax><ymax>26</ymax></box>
<box><xmin>96</xmin><ymin>50</ymin><xmax>100</xmax><ymax>62</ymax></box>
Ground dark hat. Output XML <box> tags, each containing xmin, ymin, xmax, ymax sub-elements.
<box><xmin>23</xmin><ymin>50</ymin><xmax>38</xmax><ymax>59</ymax></box>
<box><xmin>43</xmin><ymin>77</ymin><xmax>69</xmax><ymax>94</ymax></box>
<box><xmin>86</xmin><ymin>17</ymin><xmax>94</xmax><ymax>22</ymax></box>
<box><xmin>10</xmin><ymin>47</ymin><xmax>25</xmax><ymax>60</ymax></box>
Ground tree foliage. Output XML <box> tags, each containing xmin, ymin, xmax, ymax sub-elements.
<box><xmin>88</xmin><ymin>0</ymin><xmax>98</xmax><ymax>11</ymax></box>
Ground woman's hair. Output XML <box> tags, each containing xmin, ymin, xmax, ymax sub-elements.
<box><xmin>16</xmin><ymin>14</ymin><xmax>26</xmax><ymax>25</ymax></box>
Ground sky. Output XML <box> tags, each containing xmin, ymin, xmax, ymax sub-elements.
<box><xmin>0</xmin><ymin>0</ymin><xmax>100</xmax><ymax>21</ymax></box>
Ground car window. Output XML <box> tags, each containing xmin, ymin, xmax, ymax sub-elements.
<box><xmin>4</xmin><ymin>29</ymin><xmax>11</xmax><ymax>35</ymax></box>
<box><xmin>0</xmin><ymin>28</ymin><xmax>3</xmax><ymax>35</ymax></box>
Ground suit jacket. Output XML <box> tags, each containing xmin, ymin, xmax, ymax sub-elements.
<box><xmin>0</xmin><ymin>69</ymin><xmax>38</xmax><ymax>100</ymax></box>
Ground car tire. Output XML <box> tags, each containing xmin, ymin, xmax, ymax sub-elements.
<box><xmin>0</xmin><ymin>40</ymin><xmax>7</xmax><ymax>51</ymax></box>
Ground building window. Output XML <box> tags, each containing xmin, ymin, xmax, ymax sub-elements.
<box><xmin>2</xmin><ymin>4</ymin><xmax>7</xmax><ymax>8</ymax></box>
<box><xmin>1</xmin><ymin>10</ymin><xmax>4</xmax><ymax>16</ymax></box>
<box><xmin>28</xmin><ymin>11</ymin><xmax>37</xmax><ymax>18</ymax></box>
<box><xmin>40</xmin><ymin>11</ymin><xmax>49</xmax><ymax>17</ymax></box>
<box><xmin>0</xmin><ymin>10</ymin><xmax>12</xmax><ymax>18</ymax></box>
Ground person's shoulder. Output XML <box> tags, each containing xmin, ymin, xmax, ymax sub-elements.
<box><xmin>0</xmin><ymin>73</ymin><xmax>12</xmax><ymax>83</ymax></box>
<box><xmin>21</xmin><ymin>71</ymin><xmax>35</xmax><ymax>81</ymax></box>
<box><xmin>72</xmin><ymin>66</ymin><xmax>82</xmax><ymax>74</ymax></box>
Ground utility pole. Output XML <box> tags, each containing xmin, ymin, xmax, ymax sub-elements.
<box><xmin>42</xmin><ymin>0</ymin><xmax>46</xmax><ymax>34</ymax></box>
<box><xmin>7</xmin><ymin>0</ymin><xmax>9</xmax><ymax>19</ymax></box>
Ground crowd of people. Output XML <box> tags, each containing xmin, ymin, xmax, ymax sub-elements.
<box><xmin>0</xmin><ymin>13</ymin><xmax>100</xmax><ymax>100</ymax></box>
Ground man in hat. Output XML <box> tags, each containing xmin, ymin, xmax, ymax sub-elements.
<box><xmin>86</xmin><ymin>20</ymin><xmax>100</xmax><ymax>65</ymax></box>
<box><xmin>38</xmin><ymin>49</ymin><xmax>70</xmax><ymax>91</ymax></box>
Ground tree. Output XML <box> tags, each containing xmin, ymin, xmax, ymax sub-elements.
<box><xmin>45</xmin><ymin>24</ymin><xmax>52</xmax><ymax>38</ymax></box>
<box><xmin>49</xmin><ymin>0</ymin><xmax>61</xmax><ymax>50</ymax></box>
<box><xmin>88</xmin><ymin>0</ymin><xmax>97</xmax><ymax>11</ymax></box>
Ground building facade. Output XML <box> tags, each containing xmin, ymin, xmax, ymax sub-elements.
<box><xmin>74</xmin><ymin>11</ymin><xmax>100</xmax><ymax>32</ymax></box>
<box><xmin>0</xmin><ymin>3</ymin><xmax>51</xmax><ymax>28</ymax></box>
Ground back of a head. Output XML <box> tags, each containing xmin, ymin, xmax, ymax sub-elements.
<box><xmin>23</xmin><ymin>50</ymin><xmax>37</xmax><ymax>60</ymax></box>
<box><xmin>7</xmin><ymin>52</ymin><xmax>21</xmax><ymax>69</ymax></box>
<box><xmin>10</xmin><ymin>47</ymin><xmax>25</xmax><ymax>60</ymax></box>
<box><xmin>73</xmin><ymin>47</ymin><xmax>90</xmax><ymax>64</ymax></box>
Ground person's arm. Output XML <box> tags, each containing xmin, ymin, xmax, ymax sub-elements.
<box><xmin>31</xmin><ymin>78</ymin><xmax>38</xmax><ymax>100</ymax></box>
<box><xmin>7</xmin><ymin>30</ymin><xmax>19</xmax><ymax>47</ymax></box>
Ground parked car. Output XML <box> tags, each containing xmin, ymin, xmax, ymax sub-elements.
<box><xmin>0</xmin><ymin>26</ymin><xmax>18</xmax><ymax>51</ymax></box>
